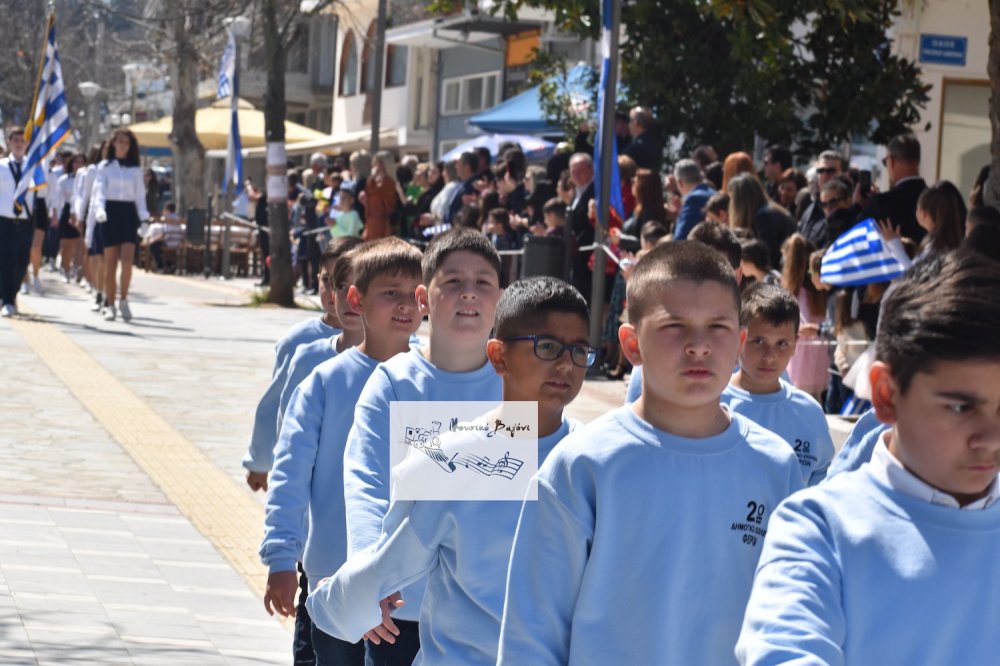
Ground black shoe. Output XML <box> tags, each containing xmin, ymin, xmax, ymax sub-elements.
<box><xmin>256</xmin><ymin>280</ymin><xmax>270</xmax><ymax>287</ymax></box>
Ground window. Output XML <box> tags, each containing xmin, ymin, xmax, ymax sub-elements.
<box><xmin>439</xmin><ymin>140</ymin><xmax>463</xmax><ymax>158</ymax></box>
<box><xmin>339</xmin><ymin>30</ymin><xmax>358</xmax><ymax>97</ymax></box>
<box><xmin>360</xmin><ymin>21</ymin><xmax>377</xmax><ymax>94</ymax></box>
<box><xmin>385</xmin><ymin>44</ymin><xmax>408</xmax><ymax>88</ymax></box>
<box><xmin>440</xmin><ymin>72</ymin><xmax>501</xmax><ymax>116</ymax></box>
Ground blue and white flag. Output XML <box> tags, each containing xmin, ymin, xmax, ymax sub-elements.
<box><xmin>15</xmin><ymin>14</ymin><xmax>71</xmax><ymax>209</ymax></box>
<box><xmin>218</xmin><ymin>30</ymin><xmax>242</xmax><ymax>194</ymax></box>
<box><xmin>820</xmin><ymin>218</ymin><xmax>906</xmax><ymax>286</ymax></box>
<box><xmin>593</xmin><ymin>0</ymin><xmax>623</xmax><ymax>223</ymax></box>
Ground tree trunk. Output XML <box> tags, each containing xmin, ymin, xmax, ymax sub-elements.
<box><xmin>987</xmin><ymin>0</ymin><xmax>1000</xmax><ymax>208</ymax></box>
<box><xmin>263</xmin><ymin>0</ymin><xmax>294</xmax><ymax>307</ymax></box>
<box><xmin>169</xmin><ymin>13</ymin><xmax>206</xmax><ymax>214</ymax></box>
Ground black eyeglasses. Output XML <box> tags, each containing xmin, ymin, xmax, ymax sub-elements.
<box><xmin>820</xmin><ymin>197</ymin><xmax>845</xmax><ymax>210</ymax></box>
<box><xmin>815</xmin><ymin>167</ymin><xmax>836</xmax><ymax>175</ymax></box>
<box><xmin>503</xmin><ymin>335</ymin><xmax>598</xmax><ymax>368</ymax></box>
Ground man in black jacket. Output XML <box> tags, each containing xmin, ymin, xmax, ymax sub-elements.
<box><xmin>858</xmin><ymin>133</ymin><xmax>927</xmax><ymax>243</ymax></box>
<box><xmin>624</xmin><ymin>107</ymin><xmax>662</xmax><ymax>172</ymax></box>
<box><xmin>567</xmin><ymin>153</ymin><xmax>595</xmax><ymax>302</ymax></box>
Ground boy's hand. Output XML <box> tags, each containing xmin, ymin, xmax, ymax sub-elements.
<box><xmin>246</xmin><ymin>470</ymin><xmax>268</xmax><ymax>492</ymax></box>
<box><xmin>264</xmin><ymin>570</ymin><xmax>298</xmax><ymax>617</ymax></box>
<box><xmin>363</xmin><ymin>592</ymin><xmax>405</xmax><ymax>645</ymax></box>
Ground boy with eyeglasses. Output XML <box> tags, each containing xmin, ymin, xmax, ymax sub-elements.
<box><xmin>308</xmin><ymin>277</ymin><xmax>591</xmax><ymax>665</ymax></box>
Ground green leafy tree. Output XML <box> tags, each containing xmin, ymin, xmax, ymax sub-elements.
<box><xmin>487</xmin><ymin>0</ymin><xmax>929</xmax><ymax>162</ymax></box>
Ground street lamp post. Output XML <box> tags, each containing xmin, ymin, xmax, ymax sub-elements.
<box><xmin>121</xmin><ymin>63</ymin><xmax>143</xmax><ymax>125</ymax></box>
<box><xmin>78</xmin><ymin>81</ymin><xmax>101</xmax><ymax>150</ymax></box>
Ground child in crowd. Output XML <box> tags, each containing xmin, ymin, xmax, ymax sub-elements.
<box><xmin>308</xmin><ymin>277</ymin><xmax>591</xmax><ymax>665</ymax></box>
<box><xmin>722</xmin><ymin>283</ymin><xmax>835</xmax><ymax>486</ymax></box>
<box><xmin>242</xmin><ymin>236</ymin><xmax>363</xmax><ymax>493</ymax></box>
<box><xmin>781</xmin><ymin>233</ymin><xmax>828</xmax><ymax>402</ymax></box>
<box><xmin>739</xmin><ymin>239</ymin><xmax>781</xmax><ymax>289</ymax></box>
<box><xmin>260</xmin><ymin>238</ymin><xmax>423</xmax><ymax>665</ymax></box>
<box><xmin>276</xmin><ymin>245</ymin><xmax>365</xmax><ymax>426</ymax></box>
<box><xmin>538</xmin><ymin>197</ymin><xmax>566</xmax><ymax>237</ymax></box>
<box><xmin>737</xmin><ymin>250</ymin><xmax>1000</xmax><ymax>664</ymax></box>
<box><xmin>499</xmin><ymin>242</ymin><xmax>803</xmax><ymax>664</ymax></box>
<box><xmin>329</xmin><ymin>187</ymin><xmax>364</xmax><ymax>238</ymax></box>
<box><xmin>703</xmin><ymin>192</ymin><xmax>731</xmax><ymax>225</ymax></box>
<box><xmin>342</xmin><ymin>228</ymin><xmax>503</xmax><ymax>663</ymax></box>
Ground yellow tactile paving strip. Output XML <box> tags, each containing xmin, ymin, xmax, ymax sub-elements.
<box><xmin>9</xmin><ymin>309</ymin><xmax>270</xmax><ymax>599</ymax></box>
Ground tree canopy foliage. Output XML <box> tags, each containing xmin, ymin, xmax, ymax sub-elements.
<box><xmin>492</xmin><ymin>0</ymin><xmax>929</xmax><ymax>159</ymax></box>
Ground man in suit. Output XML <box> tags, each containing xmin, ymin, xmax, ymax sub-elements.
<box><xmin>858</xmin><ymin>133</ymin><xmax>927</xmax><ymax>243</ymax></box>
<box><xmin>624</xmin><ymin>107</ymin><xmax>662</xmax><ymax>172</ymax></box>
<box><xmin>0</xmin><ymin>127</ymin><xmax>34</xmax><ymax>317</ymax></box>
<box><xmin>567</xmin><ymin>153</ymin><xmax>595</xmax><ymax>302</ymax></box>
<box><xmin>673</xmin><ymin>159</ymin><xmax>716</xmax><ymax>240</ymax></box>
<box><xmin>798</xmin><ymin>150</ymin><xmax>845</xmax><ymax>236</ymax></box>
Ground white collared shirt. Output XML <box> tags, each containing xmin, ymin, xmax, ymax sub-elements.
<box><xmin>870</xmin><ymin>433</ymin><xmax>1000</xmax><ymax>510</ymax></box>
<box><xmin>94</xmin><ymin>159</ymin><xmax>150</xmax><ymax>221</ymax></box>
<box><xmin>0</xmin><ymin>156</ymin><xmax>35</xmax><ymax>219</ymax></box>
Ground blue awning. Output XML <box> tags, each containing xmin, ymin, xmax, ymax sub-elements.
<box><xmin>469</xmin><ymin>64</ymin><xmax>593</xmax><ymax>136</ymax></box>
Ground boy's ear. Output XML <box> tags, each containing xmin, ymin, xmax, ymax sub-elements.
<box><xmin>869</xmin><ymin>361</ymin><xmax>899</xmax><ymax>425</ymax></box>
<box><xmin>619</xmin><ymin>323</ymin><xmax>642</xmax><ymax>366</ymax></box>
<box><xmin>486</xmin><ymin>339</ymin><xmax>507</xmax><ymax>375</ymax></box>
<box><xmin>415</xmin><ymin>284</ymin><xmax>430</xmax><ymax>316</ymax></box>
<box><xmin>346</xmin><ymin>285</ymin><xmax>362</xmax><ymax>310</ymax></box>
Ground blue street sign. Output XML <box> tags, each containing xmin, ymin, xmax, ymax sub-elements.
<box><xmin>919</xmin><ymin>34</ymin><xmax>967</xmax><ymax>67</ymax></box>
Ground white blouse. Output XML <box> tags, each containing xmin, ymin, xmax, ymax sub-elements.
<box><xmin>0</xmin><ymin>157</ymin><xmax>34</xmax><ymax>219</ymax></box>
<box><xmin>94</xmin><ymin>160</ymin><xmax>149</xmax><ymax>221</ymax></box>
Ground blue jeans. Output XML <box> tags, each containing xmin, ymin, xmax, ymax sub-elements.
<box><xmin>364</xmin><ymin>620</ymin><xmax>420</xmax><ymax>666</ymax></box>
<box><xmin>312</xmin><ymin>624</ymin><xmax>365</xmax><ymax>666</ymax></box>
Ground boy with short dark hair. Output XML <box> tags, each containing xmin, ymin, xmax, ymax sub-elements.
<box><xmin>308</xmin><ymin>277</ymin><xmax>592</xmax><ymax>665</ymax></box>
<box><xmin>342</xmin><ymin>228</ymin><xmax>503</xmax><ymax>663</ymax></box>
<box><xmin>541</xmin><ymin>197</ymin><xmax>566</xmax><ymax>237</ymax></box>
<box><xmin>723</xmin><ymin>283</ymin><xmax>834</xmax><ymax>485</ymax></box>
<box><xmin>499</xmin><ymin>242</ymin><xmax>803</xmax><ymax>664</ymax></box>
<box><xmin>640</xmin><ymin>220</ymin><xmax>669</xmax><ymax>246</ymax></box>
<box><xmin>260</xmin><ymin>237</ymin><xmax>423</xmax><ymax>665</ymax></box>
<box><xmin>689</xmin><ymin>220</ymin><xmax>742</xmax><ymax>271</ymax></box>
<box><xmin>737</xmin><ymin>250</ymin><xmax>1000</xmax><ymax>664</ymax></box>
<box><xmin>243</xmin><ymin>235</ymin><xmax>364</xmax><ymax>492</ymax></box>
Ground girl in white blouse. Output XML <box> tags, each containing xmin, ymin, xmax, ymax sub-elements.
<box><xmin>94</xmin><ymin>129</ymin><xmax>149</xmax><ymax>322</ymax></box>
<box><xmin>56</xmin><ymin>153</ymin><xmax>85</xmax><ymax>283</ymax></box>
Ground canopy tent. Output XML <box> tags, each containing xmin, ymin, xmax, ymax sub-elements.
<box><xmin>128</xmin><ymin>97</ymin><xmax>327</xmax><ymax>155</ymax></box>
<box><xmin>469</xmin><ymin>63</ymin><xmax>593</xmax><ymax>136</ymax></box>
<box><xmin>441</xmin><ymin>134</ymin><xmax>555</xmax><ymax>162</ymax></box>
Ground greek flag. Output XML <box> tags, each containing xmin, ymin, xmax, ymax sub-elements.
<box><xmin>593</xmin><ymin>0</ymin><xmax>623</xmax><ymax>222</ymax></box>
<box><xmin>218</xmin><ymin>30</ymin><xmax>242</xmax><ymax>194</ymax></box>
<box><xmin>14</xmin><ymin>14</ymin><xmax>71</xmax><ymax>209</ymax></box>
<box><xmin>820</xmin><ymin>218</ymin><xmax>906</xmax><ymax>287</ymax></box>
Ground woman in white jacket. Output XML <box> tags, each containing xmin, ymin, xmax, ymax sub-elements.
<box><xmin>94</xmin><ymin>129</ymin><xmax>149</xmax><ymax>322</ymax></box>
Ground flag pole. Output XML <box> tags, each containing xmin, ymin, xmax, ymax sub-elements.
<box><xmin>589</xmin><ymin>0</ymin><xmax>620</xmax><ymax>350</ymax></box>
<box><xmin>25</xmin><ymin>13</ymin><xmax>54</xmax><ymax>147</ymax></box>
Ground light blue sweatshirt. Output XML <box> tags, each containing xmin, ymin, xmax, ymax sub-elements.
<box><xmin>498</xmin><ymin>406</ymin><xmax>804</xmax><ymax>665</ymax></box>
<box><xmin>736</xmin><ymin>466</ymin><xmax>1000</xmax><ymax>665</ymax></box>
<box><xmin>722</xmin><ymin>380</ymin><xmax>834</xmax><ymax>486</ymax></box>
<box><xmin>309</xmin><ymin>419</ymin><xmax>576</xmax><ymax>665</ymax></box>
<box><xmin>343</xmin><ymin>348</ymin><xmax>502</xmax><ymax>622</ymax></box>
<box><xmin>277</xmin><ymin>335</ymin><xmax>341</xmax><ymax>431</ymax></box>
<box><xmin>824</xmin><ymin>407</ymin><xmax>888</xmax><ymax>479</ymax></box>
<box><xmin>242</xmin><ymin>317</ymin><xmax>339</xmax><ymax>473</ymax></box>
<box><xmin>260</xmin><ymin>346</ymin><xmax>378</xmax><ymax>589</ymax></box>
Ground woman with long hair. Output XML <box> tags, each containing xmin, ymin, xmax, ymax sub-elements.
<box><xmin>623</xmin><ymin>168</ymin><xmax>666</xmax><ymax>237</ymax></box>
<box><xmin>877</xmin><ymin>180</ymin><xmax>966</xmax><ymax>271</ymax></box>
<box><xmin>781</xmin><ymin>233</ymin><xmax>829</xmax><ymax>401</ymax></box>
<box><xmin>721</xmin><ymin>151</ymin><xmax>756</xmax><ymax>192</ymax></box>
<box><xmin>728</xmin><ymin>173</ymin><xmax>795</xmax><ymax>269</ymax></box>
<box><xmin>94</xmin><ymin>128</ymin><xmax>149</xmax><ymax>322</ymax></box>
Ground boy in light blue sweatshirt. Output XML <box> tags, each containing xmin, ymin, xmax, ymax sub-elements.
<box><xmin>722</xmin><ymin>283</ymin><xmax>834</xmax><ymax>485</ymax></box>
<box><xmin>342</xmin><ymin>228</ymin><xmax>503</xmax><ymax>664</ymax></box>
<box><xmin>737</xmin><ymin>251</ymin><xmax>1000</xmax><ymax>665</ymax></box>
<box><xmin>242</xmin><ymin>235</ymin><xmax>363</xmax><ymax>493</ymax></box>
<box><xmin>260</xmin><ymin>238</ymin><xmax>423</xmax><ymax>666</ymax></box>
<box><xmin>307</xmin><ymin>277</ymin><xmax>591</xmax><ymax>665</ymax></box>
<box><xmin>498</xmin><ymin>241</ymin><xmax>803</xmax><ymax>665</ymax></box>
<box><xmin>276</xmin><ymin>251</ymin><xmax>365</xmax><ymax>427</ymax></box>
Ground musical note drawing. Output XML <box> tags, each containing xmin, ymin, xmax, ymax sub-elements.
<box><xmin>401</xmin><ymin>421</ymin><xmax>525</xmax><ymax>480</ymax></box>
<box><xmin>450</xmin><ymin>451</ymin><xmax>523</xmax><ymax>479</ymax></box>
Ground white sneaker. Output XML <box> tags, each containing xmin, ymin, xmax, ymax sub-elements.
<box><xmin>62</xmin><ymin>271</ymin><xmax>71</xmax><ymax>284</ymax></box>
<box><xmin>32</xmin><ymin>276</ymin><xmax>43</xmax><ymax>296</ymax></box>
<box><xmin>91</xmin><ymin>293</ymin><xmax>104</xmax><ymax>312</ymax></box>
<box><xmin>104</xmin><ymin>305</ymin><xmax>116</xmax><ymax>321</ymax></box>
<box><xmin>119</xmin><ymin>299</ymin><xmax>132</xmax><ymax>322</ymax></box>
<box><xmin>1</xmin><ymin>304</ymin><xmax>14</xmax><ymax>317</ymax></box>
<box><xmin>20</xmin><ymin>283</ymin><xmax>29</xmax><ymax>296</ymax></box>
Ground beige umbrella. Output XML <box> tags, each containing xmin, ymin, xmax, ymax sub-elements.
<box><xmin>127</xmin><ymin>97</ymin><xmax>327</xmax><ymax>150</ymax></box>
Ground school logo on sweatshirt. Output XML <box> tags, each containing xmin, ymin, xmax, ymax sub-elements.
<box><xmin>730</xmin><ymin>500</ymin><xmax>768</xmax><ymax>548</ymax></box>
<box><xmin>793</xmin><ymin>438</ymin><xmax>818</xmax><ymax>469</ymax></box>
